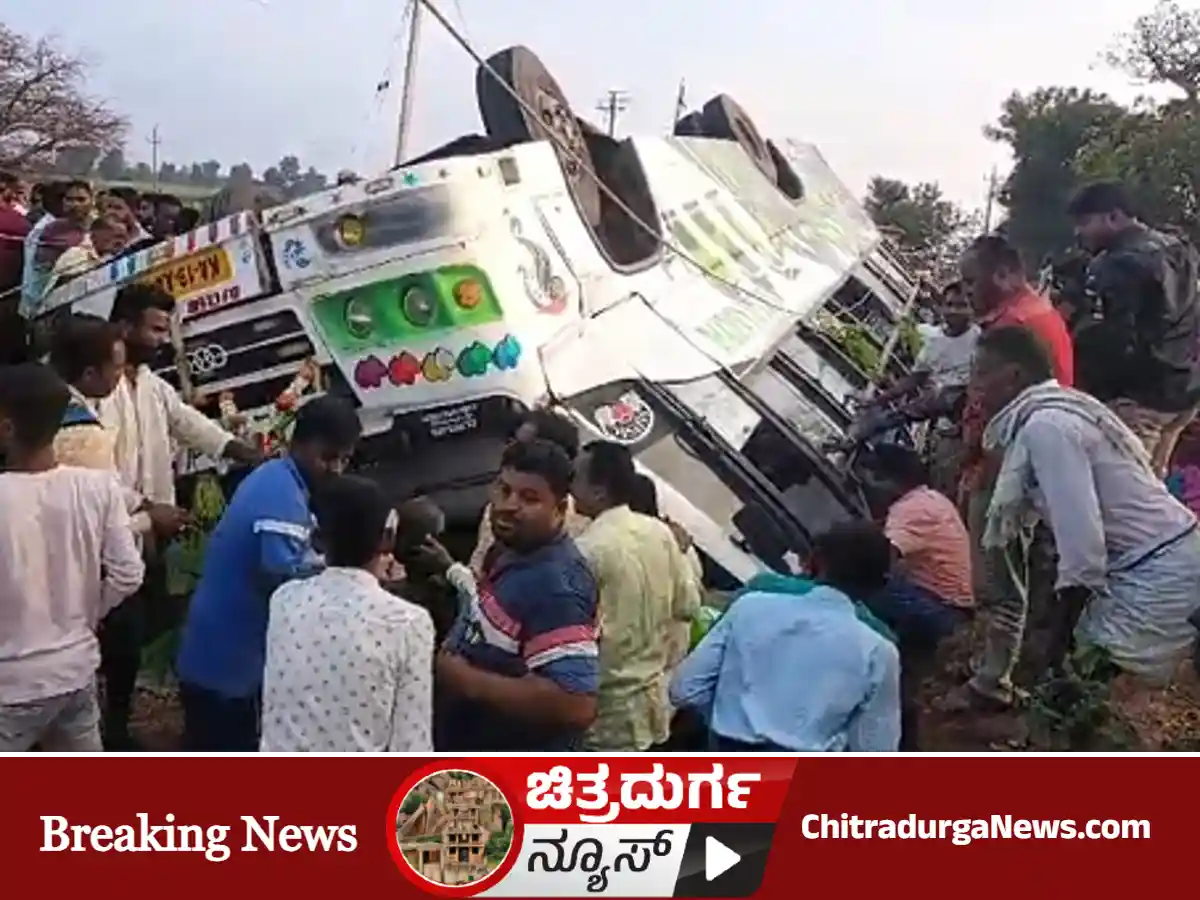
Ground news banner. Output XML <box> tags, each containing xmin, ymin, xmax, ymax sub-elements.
<box><xmin>3</xmin><ymin>755</ymin><xmax>1185</xmax><ymax>897</ymax></box>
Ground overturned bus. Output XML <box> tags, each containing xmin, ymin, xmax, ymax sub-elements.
<box><xmin>37</xmin><ymin>44</ymin><xmax>917</xmax><ymax>587</ymax></box>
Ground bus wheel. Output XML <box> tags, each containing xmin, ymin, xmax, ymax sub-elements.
<box><xmin>476</xmin><ymin>45</ymin><xmax>602</xmax><ymax>229</ymax></box>
<box><xmin>697</xmin><ymin>94</ymin><xmax>778</xmax><ymax>185</ymax></box>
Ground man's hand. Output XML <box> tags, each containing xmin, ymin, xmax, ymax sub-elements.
<box><xmin>414</xmin><ymin>535</ymin><xmax>456</xmax><ymax>575</ymax></box>
<box><xmin>436</xmin><ymin>649</ymin><xmax>479</xmax><ymax>698</ymax></box>
<box><xmin>664</xmin><ymin>518</ymin><xmax>693</xmax><ymax>552</ymax></box>
<box><xmin>223</xmin><ymin>439</ymin><xmax>265</xmax><ymax>466</ymax></box>
<box><xmin>146</xmin><ymin>503</ymin><xmax>192</xmax><ymax>539</ymax></box>
<box><xmin>1048</xmin><ymin>585</ymin><xmax>1096</xmax><ymax>673</ymax></box>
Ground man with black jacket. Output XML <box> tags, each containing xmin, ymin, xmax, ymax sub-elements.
<box><xmin>1068</xmin><ymin>183</ymin><xmax>1200</xmax><ymax>476</ymax></box>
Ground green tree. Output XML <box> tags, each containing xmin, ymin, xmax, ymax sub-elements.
<box><xmin>1074</xmin><ymin>102</ymin><xmax>1200</xmax><ymax>241</ymax></box>
<box><xmin>1105</xmin><ymin>0</ymin><xmax>1200</xmax><ymax>106</ymax></box>
<box><xmin>96</xmin><ymin>147</ymin><xmax>127</xmax><ymax>180</ymax></box>
<box><xmin>401</xmin><ymin>792</ymin><xmax>424</xmax><ymax>815</ymax></box>
<box><xmin>863</xmin><ymin>176</ymin><xmax>969</xmax><ymax>280</ymax></box>
<box><xmin>984</xmin><ymin>87</ymin><xmax>1128</xmax><ymax>266</ymax></box>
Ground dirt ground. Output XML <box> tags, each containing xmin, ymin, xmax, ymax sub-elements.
<box><xmin>128</xmin><ymin>656</ymin><xmax>1200</xmax><ymax>753</ymax></box>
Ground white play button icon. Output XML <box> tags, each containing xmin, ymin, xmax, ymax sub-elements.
<box><xmin>704</xmin><ymin>835</ymin><xmax>741</xmax><ymax>881</ymax></box>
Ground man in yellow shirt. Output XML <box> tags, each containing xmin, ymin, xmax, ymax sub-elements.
<box><xmin>572</xmin><ymin>441</ymin><xmax>701</xmax><ymax>751</ymax></box>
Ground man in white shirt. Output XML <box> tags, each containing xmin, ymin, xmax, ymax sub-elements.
<box><xmin>0</xmin><ymin>364</ymin><xmax>144</xmax><ymax>751</ymax></box>
<box><xmin>43</xmin><ymin>214</ymin><xmax>129</xmax><ymax>296</ymax></box>
<box><xmin>261</xmin><ymin>475</ymin><xmax>434</xmax><ymax>752</ymax></box>
<box><xmin>96</xmin><ymin>282</ymin><xmax>262</xmax><ymax>749</ymax></box>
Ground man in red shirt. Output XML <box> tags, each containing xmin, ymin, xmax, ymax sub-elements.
<box><xmin>951</xmin><ymin>234</ymin><xmax>1075</xmax><ymax>709</ymax></box>
<box><xmin>0</xmin><ymin>171</ymin><xmax>32</xmax><ymax>364</ymax></box>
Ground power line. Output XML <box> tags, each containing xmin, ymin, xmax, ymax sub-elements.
<box><xmin>596</xmin><ymin>89</ymin><xmax>631</xmax><ymax>137</ymax></box>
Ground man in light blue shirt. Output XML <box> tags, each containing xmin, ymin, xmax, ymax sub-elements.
<box><xmin>175</xmin><ymin>395</ymin><xmax>362</xmax><ymax>751</ymax></box>
<box><xmin>20</xmin><ymin>182</ymin><xmax>66</xmax><ymax>318</ymax></box>
<box><xmin>669</xmin><ymin>521</ymin><xmax>901</xmax><ymax>752</ymax></box>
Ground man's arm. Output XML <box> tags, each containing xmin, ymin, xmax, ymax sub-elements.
<box><xmin>156</xmin><ymin>374</ymin><xmax>239</xmax><ymax>459</ymax></box>
<box><xmin>669</xmin><ymin>541</ymin><xmax>703</xmax><ymax>624</ymax></box>
<box><xmin>846</xmin><ymin>641</ymin><xmax>902</xmax><ymax>752</ymax></box>
<box><xmin>98</xmin><ymin>476</ymin><xmax>147</xmax><ymax>621</ymax></box>
<box><xmin>668</xmin><ymin>608</ymin><xmax>734</xmax><ymax>713</ymax></box>
<box><xmin>254</xmin><ymin>513</ymin><xmax>322</xmax><ymax>589</ymax></box>
<box><xmin>387</xmin><ymin>610</ymin><xmax>435</xmax><ymax>752</ymax></box>
<box><xmin>1021</xmin><ymin>416</ymin><xmax>1108</xmax><ymax>666</ymax></box>
<box><xmin>438</xmin><ymin>572</ymin><xmax>600</xmax><ymax>731</ymax></box>
<box><xmin>1022</xmin><ymin>417</ymin><xmax>1107</xmax><ymax>591</ymax></box>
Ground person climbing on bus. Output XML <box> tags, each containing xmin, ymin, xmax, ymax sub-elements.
<box><xmin>669</xmin><ymin>520</ymin><xmax>901</xmax><ymax>752</ymax></box>
<box><xmin>436</xmin><ymin>438</ymin><xmax>599</xmax><ymax>751</ymax></box>
<box><xmin>44</xmin><ymin>215</ymin><xmax>129</xmax><ymax>295</ymax></box>
<box><xmin>571</xmin><ymin>441</ymin><xmax>701</xmax><ymax>752</ymax></box>
<box><xmin>176</xmin><ymin>394</ymin><xmax>363</xmax><ymax>751</ymax></box>
<box><xmin>468</xmin><ymin>406</ymin><xmax>589</xmax><ymax>575</ymax></box>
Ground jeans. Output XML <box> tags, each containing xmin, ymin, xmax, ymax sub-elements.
<box><xmin>0</xmin><ymin>684</ymin><xmax>103</xmax><ymax>752</ymax></box>
<box><xmin>180</xmin><ymin>683</ymin><xmax>260</xmax><ymax>752</ymax></box>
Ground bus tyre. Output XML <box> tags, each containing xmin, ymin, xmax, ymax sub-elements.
<box><xmin>476</xmin><ymin>45</ymin><xmax>602</xmax><ymax>227</ymax></box>
<box><xmin>767</xmin><ymin>139</ymin><xmax>804</xmax><ymax>201</ymax></box>
<box><xmin>697</xmin><ymin>94</ymin><xmax>778</xmax><ymax>184</ymax></box>
<box><xmin>673</xmin><ymin>111</ymin><xmax>705</xmax><ymax>137</ymax></box>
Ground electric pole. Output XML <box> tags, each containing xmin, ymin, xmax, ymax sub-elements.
<box><xmin>394</xmin><ymin>0</ymin><xmax>423</xmax><ymax>168</ymax></box>
<box><xmin>148</xmin><ymin>125</ymin><xmax>161</xmax><ymax>189</ymax></box>
<box><xmin>672</xmin><ymin>79</ymin><xmax>687</xmax><ymax>130</ymax></box>
<box><xmin>596</xmin><ymin>90</ymin><xmax>630</xmax><ymax>137</ymax></box>
<box><xmin>983</xmin><ymin>166</ymin><xmax>999</xmax><ymax>233</ymax></box>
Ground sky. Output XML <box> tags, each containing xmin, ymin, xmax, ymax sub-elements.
<box><xmin>1</xmin><ymin>0</ymin><xmax>1169</xmax><ymax>212</ymax></box>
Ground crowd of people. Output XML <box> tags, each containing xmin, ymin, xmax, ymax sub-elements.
<box><xmin>1</xmin><ymin>178</ymin><xmax>1198</xmax><ymax>755</ymax></box>
<box><xmin>0</xmin><ymin>172</ymin><xmax>198</xmax><ymax>366</ymax></box>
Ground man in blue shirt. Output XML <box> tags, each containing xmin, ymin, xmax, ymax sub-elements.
<box><xmin>176</xmin><ymin>395</ymin><xmax>362</xmax><ymax>751</ymax></box>
<box><xmin>670</xmin><ymin>521</ymin><xmax>901</xmax><ymax>752</ymax></box>
<box><xmin>436</xmin><ymin>438</ymin><xmax>600</xmax><ymax>751</ymax></box>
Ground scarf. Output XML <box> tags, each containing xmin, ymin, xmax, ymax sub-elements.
<box><xmin>981</xmin><ymin>380</ymin><xmax>1151</xmax><ymax>551</ymax></box>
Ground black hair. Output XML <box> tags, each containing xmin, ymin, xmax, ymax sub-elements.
<box><xmin>177</xmin><ymin>208</ymin><xmax>200</xmax><ymax>232</ymax></box>
<box><xmin>941</xmin><ymin>280</ymin><xmax>964</xmax><ymax>298</ymax></box>
<box><xmin>291</xmin><ymin>394</ymin><xmax>362</xmax><ymax>449</ymax></box>
<box><xmin>110</xmin><ymin>282</ymin><xmax>174</xmax><ymax>326</ymax></box>
<box><xmin>156</xmin><ymin>193</ymin><xmax>183</xmax><ymax>209</ymax></box>
<box><xmin>108</xmin><ymin>187</ymin><xmax>140</xmax><ymax>207</ymax></box>
<box><xmin>313</xmin><ymin>475</ymin><xmax>395</xmax><ymax>568</ymax></box>
<box><xmin>49</xmin><ymin>314</ymin><xmax>123</xmax><ymax>384</ymax></box>
<box><xmin>1067</xmin><ymin>182</ymin><xmax>1134</xmax><ymax>218</ymax></box>
<box><xmin>965</xmin><ymin>233</ymin><xmax>1024</xmax><ymax>277</ymax></box>
<box><xmin>628</xmin><ymin>473</ymin><xmax>659</xmax><ymax>517</ymax></box>
<box><xmin>975</xmin><ymin>325</ymin><xmax>1054</xmax><ymax>382</ymax></box>
<box><xmin>38</xmin><ymin>182</ymin><xmax>66</xmax><ymax>217</ymax></box>
<box><xmin>0</xmin><ymin>171</ymin><xmax>20</xmax><ymax>189</ymax></box>
<box><xmin>62</xmin><ymin>179</ymin><xmax>92</xmax><ymax>196</ymax></box>
<box><xmin>518</xmin><ymin>408</ymin><xmax>580</xmax><ymax>458</ymax></box>
<box><xmin>499</xmin><ymin>437</ymin><xmax>573</xmax><ymax>499</ymax></box>
<box><xmin>579</xmin><ymin>439</ymin><xmax>637</xmax><ymax>505</ymax></box>
<box><xmin>812</xmin><ymin>521</ymin><xmax>892</xmax><ymax>596</ymax></box>
<box><xmin>394</xmin><ymin>496</ymin><xmax>445</xmax><ymax>556</ymax></box>
<box><xmin>0</xmin><ymin>363</ymin><xmax>70</xmax><ymax>448</ymax></box>
<box><xmin>861</xmin><ymin>443</ymin><xmax>929</xmax><ymax>490</ymax></box>
<box><xmin>91</xmin><ymin>214</ymin><xmax>124</xmax><ymax>235</ymax></box>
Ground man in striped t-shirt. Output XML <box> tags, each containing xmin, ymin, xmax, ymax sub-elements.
<box><xmin>437</xmin><ymin>439</ymin><xmax>600</xmax><ymax>751</ymax></box>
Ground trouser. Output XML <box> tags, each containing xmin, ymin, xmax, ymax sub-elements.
<box><xmin>924</xmin><ymin>427</ymin><xmax>965</xmax><ymax>504</ymax></box>
<box><xmin>180</xmin><ymin>683</ymin><xmax>260</xmax><ymax>752</ymax></box>
<box><xmin>1109</xmin><ymin>398</ymin><xmax>1199</xmax><ymax>478</ymax></box>
<box><xmin>711</xmin><ymin>734</ymin><xmax>792</xmax><ymax>752</ymax></box>
<box><xmin>0</xmin><ymin>683</ymin><xmax>103</xmax><ymax>752</ymax></box>
<box><xmin>863</xmin><ymin>578</ymin><xmax>970</xmax><ymax>750</ymax></box>
<box><xmin>97</xmin><ymin>553</ymin><xmax>171</xmax><ymax>745</ymax></box>
<box><xmin>966</xmin><ymin>485</ymin><xmax>1058</xmax><ymax>703</ymax></box>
